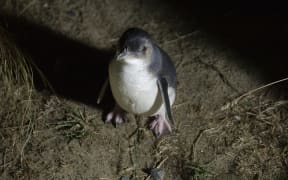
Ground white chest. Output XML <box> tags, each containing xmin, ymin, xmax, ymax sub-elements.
<box><xmin>109</xmin><ymin>60</ymin><xmax>161</xmax><ymax>115</ymax></box>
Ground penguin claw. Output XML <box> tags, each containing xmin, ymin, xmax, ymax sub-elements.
<box><xmin>105</xmin><ymin>105</ymin><xmax>126</xmax><ymax>126</ymax></box>
<box><xmin>149</xmin><ymin>114</ymin><xmax>172</xmax><ymax>137</ymax></box>
<box><xmin>105</xmin><ymin>112</ymin><xmax>125</xmax><ymax>124</ymax></box>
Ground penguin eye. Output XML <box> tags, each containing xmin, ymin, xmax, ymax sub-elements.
<box><xmin>140</xmin><ymin>46</ymin><xmax>147</xmax><ymax>52</ymax></box>
<box><xmin>121</xmin><ymin>45</ymin><xmax>127</xmax><ymax>52</ymax></box>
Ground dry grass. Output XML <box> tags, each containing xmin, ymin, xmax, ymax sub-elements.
<box><xmin>203</xmin><ymin>91</ymin><xmax>288</xmax><ymax>179</ymax></box>
<box><xmin>49</xmin><ymin>106</ymin><xmax>94</xmax><ymax>142</ymax></box>
<box><xmin>0</xmin><ymin>26</ymin><xmax>33</xmax><ymax>93</ymax></box>
<box><xmin>0</xmin><ymin>25</ymin><xmax>38</xmax><ymax>176</ymax></box>
<box><xmin>165</xmin><ymin>81</ymin><xmax>288</xmax><ymax>179</ymax></box>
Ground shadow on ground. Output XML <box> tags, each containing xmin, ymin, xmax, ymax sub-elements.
<box><xmin>198</xmin><ymin>16</ymin><xmax>288</xmax><ymax>98</ymax></box>
<box><xmin>166</xmin><ymin>1</ymin><xmax>288</xmax><ymax>94</ymax></box>
<box><xmin>2</xmin><ymin>3</ymin><xmax>288</xmax><ymax>108</ymax></box>
<box><xmin>0</xmin><ymin>14</ymin><xmax>115</xmax><ymax>110</ymax></box>
<box><xmin>199</xmin><ymin>16</ymin><xmax>288</xmax><ymax>81</ymax></box>
<box><xmin>1</xmin><ymin>3</ymin><xmax>288</xmax><ymax>110</ymax></box>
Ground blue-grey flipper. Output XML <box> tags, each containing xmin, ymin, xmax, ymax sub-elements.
<box><xmin>157</xmin><ymin>77</ymin><xmax>174</xmax><ymax>126</ymax></box>
<box><xmin>97</xmin><ymin>78</ymin><xmax>109</xmax><ymax>104</ymax></box>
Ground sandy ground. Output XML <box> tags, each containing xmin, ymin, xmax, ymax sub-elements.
<box><xmin>0</xmin><ymin>0</ymin><xmax>288</xmax><ymax>179</ymax></box>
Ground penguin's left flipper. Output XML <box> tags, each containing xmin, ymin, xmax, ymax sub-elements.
<box><xmin>97</xmin><ymin>78</ymin><xmax>109</xmax><ymax>104</ymax></box>
<box><xmin>157</xmin><ymin>77</ymin><xmax>174</xmax><ymax>126</ymax></box>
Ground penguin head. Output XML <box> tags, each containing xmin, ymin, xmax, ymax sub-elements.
<box><xmin>116</xmin><ymin>28</ymin><xmax>154</xmax><ymax>64</ymax></box>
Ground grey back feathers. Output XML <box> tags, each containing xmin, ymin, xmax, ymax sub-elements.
<box><xmin>149</xmin><ymin>45</ymin><xmax>177</xmax><ymax>89</ymax></box>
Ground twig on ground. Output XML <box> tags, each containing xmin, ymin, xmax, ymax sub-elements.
<box><xmin>222</xmin><ymin>77</ymin><xmax>288</xmax><ymax>111</ymax></box>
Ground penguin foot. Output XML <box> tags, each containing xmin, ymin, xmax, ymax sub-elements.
<box><xmin>105</xmin><ymin>105</ymin><xmax>126</xmax><ymax>126</ymax></box>
<box><xmin>149</xmin><ymin>114</ymin><xmax>172</xmax><ymax>137</ymax></box>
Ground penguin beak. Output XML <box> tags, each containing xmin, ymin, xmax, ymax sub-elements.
<box><xmin>116</xmin><ymin>51</ymin><xmax>126</xmax><ymax>61</ymax></box>
<box><xmin>116</xmin><ymin>47</ymin><xmax>130</xmax><ymax>61</ymax></box>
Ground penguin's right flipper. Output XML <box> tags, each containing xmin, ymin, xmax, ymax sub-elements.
<box><xmin>97</xmin><ymin>78</ymin><xmax>109</xmax><ymax>104</ymax></box>
<box><xmin>157</xmin><ymin>77</ymin><xmax>174</xmax><ymax>126</ymax></box>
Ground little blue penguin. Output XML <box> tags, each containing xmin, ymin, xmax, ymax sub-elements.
<box><xmin>101</xmin><ymin>28</ymin><xmax>177</xmax><ymax>137</ymax></box>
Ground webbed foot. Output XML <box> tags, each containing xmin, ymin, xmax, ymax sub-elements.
<box><xmin>149</xmin><ymin>114</ymin><xmax>172</xmax><ymax>137</ymax></box>
<box><xmin>105</xmin><ymin>105</ymin><xmax>126</xmax><ymax>126</ymax></box>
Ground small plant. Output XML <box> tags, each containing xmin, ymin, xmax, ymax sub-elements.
<box><xmin>51</xmin><ymin>107</ymin><xmax>91</xmax><ymax>142</ymax></box>
<box><xmin>184</xmin><ymin>163</ymin><xmax>214</xmax><ymax>179</ymax></box>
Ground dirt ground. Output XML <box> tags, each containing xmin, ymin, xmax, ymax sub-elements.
<box><xmin>0</xmin><ymin>0</ymin><xmax>288</xmax><ymax>179</ymax></box>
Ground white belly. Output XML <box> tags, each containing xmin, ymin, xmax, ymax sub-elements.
<box><xmin>109</xmin><ymin>60</ymin><xmax>162</xmax><ymax>116</ymax></box>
